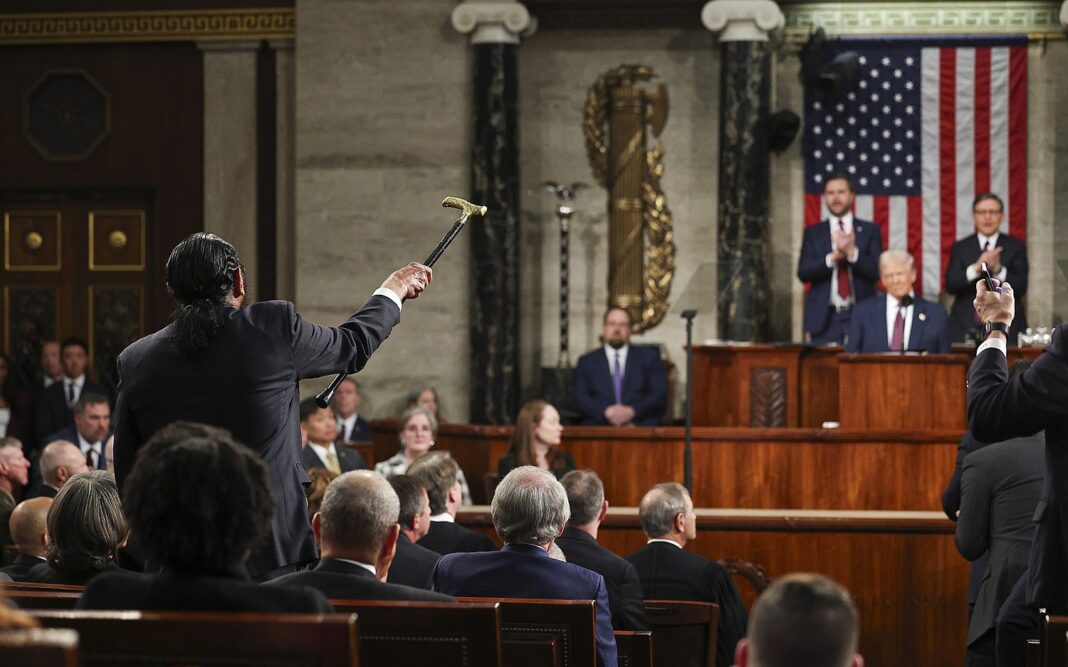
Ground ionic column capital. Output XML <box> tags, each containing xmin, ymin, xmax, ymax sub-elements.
<box><xmin>701</xmin><ymin>0</ymin><xmax>783</xmax><ymax>42</ymax></box>
<box><xmin>451</xmin><ymin>0</ymin><xmax>535</xmax><ymax>45</ymax></box>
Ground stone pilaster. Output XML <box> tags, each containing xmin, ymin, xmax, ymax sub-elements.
<box><xmin>271</xmin><ymin>40</ymin><xmax>296</xmax><ymax>303</ymax></box>
<box><xmin>702</xmin><ymin>1</ymin><xmax>783</xmax><ymax>341</ymax></box>
<box><xmin>452</xmin><ymin>1</ymin><xmax>534</xmax><ymax>424</ymax></box>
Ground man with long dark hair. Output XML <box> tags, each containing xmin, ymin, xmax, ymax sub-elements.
<box><xmin>113</xmin><ymin>232</ymin><xmax>431</xmax><ymax>579</ymax></box>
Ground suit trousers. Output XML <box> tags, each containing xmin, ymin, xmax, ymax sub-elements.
<box><xmin>811</xmin><ymin>308</ymin><xmax>852</xmax><ymax>345</ymax></box>
<box><xmin>996</xmin><ymin>574</ymin><xmax>1037</xmax><ymax>667</ymax></box>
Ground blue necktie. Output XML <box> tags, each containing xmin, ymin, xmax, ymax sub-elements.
<box><xmin>612</xmin><ymin>352</ymin><xmax>623</xmax><ymax>405</ymax></box>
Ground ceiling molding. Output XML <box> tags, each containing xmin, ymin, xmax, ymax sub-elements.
<box><xmin>783</xmin><ymin>2</ymin><xmax>1064</xmax><ymax>39</ymax></box>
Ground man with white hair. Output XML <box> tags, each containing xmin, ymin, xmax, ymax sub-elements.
<box><xmin>432</xmin><ymin>466</ymin><xmax>618</xmax><ymax>667</ymax></box>
<box><xmin>734</xmin><ymin>573</ymin><xmax>864</xmax><ymax>667</ymax></box>
<box><xmin>29</xmin><ymin>440</ymin><xmax>88</xmax><ymax>498</ymax></box>
<box><xmin>845</xmin><ymin>249</ymin><xmax>950</xmax><ymax>353</ymax></box>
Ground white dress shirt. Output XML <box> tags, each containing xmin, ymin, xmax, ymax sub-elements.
<box><xmin>824</xmin><ymin>212</ymin><xmax>861</xmax><ymax>308</ymax></box>
<box><xmin>64</xmin><ymin>375</ymin><xmax>86</xmax><ymax>406</ymax></box>
<box><xmin>78</xmin><ymin>432</ymin><xmax>103</xmax><ymax>469</ymax></box>
<box><xmin>336</xmin><ymin>414</ymin><xmax>357</xmax><ymax>442</ymax></box>
<box><xmin>603</xmin><ymin>344</ymin><xmax>630</xmax><ymax>380</ymax></box>
<box><xmin>965</xmin><ymin>232</ymin><xmax>1008</xmax><ymax>283</ymax></box>
<box><xmin>646</xmin><ymin>538</ymin><xmax>683</xmax><ymax>548</ymax></box>
<box><xmin>885</xmin><ymin>293</ymin><xmax>916</xmax><ymax>350</ymax></box>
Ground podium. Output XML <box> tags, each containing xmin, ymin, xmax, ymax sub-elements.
<box><xmin>838</xmin><ymin>354</ymin><xmax>968</xmax><ymax>430</ymax></box>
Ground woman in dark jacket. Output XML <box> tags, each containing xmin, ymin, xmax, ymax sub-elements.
<box><xmin>498</xmin><ymin>400</ymin><xmax>575</xmax><ymax>480</ymax></box>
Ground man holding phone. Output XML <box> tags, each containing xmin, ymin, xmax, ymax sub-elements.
<box><xmin>944</xmin><ymin>192</ymin><xmax>1029</xmax><ymax>344</ymax></box>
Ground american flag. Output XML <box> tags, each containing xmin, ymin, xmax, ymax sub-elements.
<box><xmin>803</xmin><ymin>37</ymin><xmax>1028</xmax><ymax>297</ymax></box>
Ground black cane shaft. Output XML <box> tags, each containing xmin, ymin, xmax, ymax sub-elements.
<box><xmin>316</xmin><ymin>214</ymin><xmax>470</xmax><ymax>408</ymax></box>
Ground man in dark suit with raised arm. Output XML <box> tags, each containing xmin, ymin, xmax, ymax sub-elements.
<box><xmin>968</xmin><ymin>277</ymin><xmax>1066</xmax><ymax>666</ymax></box>
<box><xmin>797</xmin><ymin>174</ymin><xmax>883</xmax><ymax>344</ymax></box>
<box><xmin>268</xmin><ymin>470</ymin><xmax>452</xmax><ymax>602</ymax></box>
<box><xmin>558</xmin><ymin>469</ymin><xmax>648</xmax><ymax>631</ymax></box>
<box><xmin>845</xmin><ymin>250</ymin><xmax>950</xmax><ymax>354</ymax></box>
<box><xmin>945</xmin><ymin>192</ymin><xmax>1028</xmax><ymax>344</ymax></box>
<box><xmin>113</xmin><ymin>233</ymin><xmax>431</xmax><ymax>580</ymax></box>
<box><xmin>571</xmin><ymin>307</ymin><xmax>666</xmax><ymax>426</ymax></box>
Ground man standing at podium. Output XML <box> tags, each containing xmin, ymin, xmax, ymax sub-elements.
<box><xmin>845</xmin><ymin>250</ymin><xmax>950</xmax><ymax>354</ymax></box>
<box><xmin>797</xmin><ymin>175</ymin><xmax>883</xmax><ymax>345</ymax></box>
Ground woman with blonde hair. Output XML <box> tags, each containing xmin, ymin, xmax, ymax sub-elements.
<box><xmin>375</xmin><ymin>406</ymin><xmax>471</xmax><ymax>504</ymax></box>
<box><xmin>498</xmin><ymin>400</ymin><xmax>575</xmax><ymax>479</ymax></box>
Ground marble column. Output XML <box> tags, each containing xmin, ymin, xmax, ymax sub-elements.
<box><xmin>452</xmin><ymin>1</ymin><xmax>534</xmax><ymax>424</ymax></box>
<box><xmin>199</xmin><ymin>41</ymin><xmax>260</xmax><ymax>298</ymax></box>
<box><xmin>702</xmin><ymin>1</ymin><xmax>783</xmax><ymax>341</ymax></box>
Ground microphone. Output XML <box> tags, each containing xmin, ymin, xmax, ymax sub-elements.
<box><xmin>900</xmin><ymin>294</ymin><xmax>914</xmax><ymax>308</ymax></box>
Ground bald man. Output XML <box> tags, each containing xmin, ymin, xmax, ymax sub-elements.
<box><xmin>30</xmin><ymin>440</ymin><xmax>88</xmax><ymax>499</ymax></box>
<box><xmin>1</xmin><ymin>498</ymin><xmax>51</xmax><ymax>581</ymax></box>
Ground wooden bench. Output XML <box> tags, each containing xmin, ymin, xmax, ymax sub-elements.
<box><xmin>644</xmin><ymin>600</ymin><xmax>719</xmax><ymax>667</ymax></box>
<box><xmin>0</xmin><ymin>627</ymin><xmax>79</xmax><ymax>667</ymax></box>
<box><xmin>457</xmin><ymin>597</ymin><xmax>598</xmax><ymax>667</ymax></box>
<box><xmin>4</xmin><ymin>589</ymin><xmax>81</xmax><ymax>610</ymax></box>
<box><xmin>31</xmin><ymin>610</ymin><xmax>358</xmax><ymax>667</ymax></box>
<box><xmin>0</xmin><ymin>582</ymin><xmax>85</xmax><ymax>592</ymax></box>
<box><xmin>613</xmin><ymin>630</ymin><xmax>653</xmax><ymax>667</ymax></box>
<box><xmin>329</xmin><ymin>599</ymin><xmax>501</xmax><ymax>666</ymax></box>
<box><xmin>1042</xmin><ymin>614</ymin><xmax>1068</xmax><ymax>666</ymax></box>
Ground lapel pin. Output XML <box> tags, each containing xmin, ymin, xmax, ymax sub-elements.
<box><xmin>918</xmin><ymin>313</ymin><xmax>927</xmax><ymax>322</ymax></box>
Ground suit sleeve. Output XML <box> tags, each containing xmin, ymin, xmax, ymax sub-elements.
<box><xmin>796</xmin><ymin>226</ymin><xmax>833</xmax><ymax>283</ymax></box>
<box><xmin>289</xmin><ymin>297</ymin><xmax>401</xmax><ymax>379</ymax></box>
<box><xmin>844</xmin><ymin>303</ymin><xmax>864</xmax><ymax>353</ymax></box>
<box><xmin>944</xmin><ymin>243</ymin><xmax>972</xmax><ymax>296</ymax></box>
<box><xmin>112</xmin><ymin>355</ymin><xmax>141</xmax><ymax>491</ymax></box>
<box><xmin>616</xmin><ymin>561</ymin><xmax>649</xmax><ymax>631</ymax></box>
<box><xmin>707</xmin><ymin>566</ymin><xmax>747</xmax><ymax>667</ymax></box>
<box><xmin>850</xmin><ymin>225</ymin><xmax>883</xmax><ymax>283</ymax></box>
<box><xmin>942</xmin><ymin>434</ymin><xmax>978</xmax><ymax>520</ymax></box>
<box><xmin>955</xmin><ymin>452</ymin><xmax>991</xmax><ymax>561</ymax></box>
<box><xmin>592</xmin><ymin>575</ymin><xmax>620</xmax><ymax>667</ymax></box>
<box><xmin>968</xmin><ymin>328</ymin><xmax>1068</xmax><ymax>442</ymax></box>
<box><xmin>570</xmin><ymin>357</ymin><xmax>609</xmax><ymax>425</ymax></box>
<box><xmin>630</xmin><ymin>350</ymin><xmax>667</xmax><ymax>424</ymax></box>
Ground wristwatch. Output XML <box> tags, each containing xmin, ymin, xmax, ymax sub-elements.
<box><xmin>982</xmin><ymin>321</ymin><xmax>1010</xmax><ymax>339</ymax></box>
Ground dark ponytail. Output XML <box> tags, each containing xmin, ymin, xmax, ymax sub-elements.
<box><xmin>165</xmin><ymin>233</ymin><xmax>243</xmax><ymax>356</ymax></box>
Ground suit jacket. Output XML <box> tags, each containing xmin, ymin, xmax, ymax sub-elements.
<box><xmin>626</xmin><ymin>542</ymin><xmax>747</xmax><ymax>667</ymax></box>
<box><xmin>845</xmin><ymin>294</ymin><xmax>951</xmax><ymax>354</ymax></box>
<box><xmin>113</xmin><ymin>297</ymin><xmax>400</xmax><ymax>578</ymax></box>
<box><xmin>79</xmin><ymin>567</ymin><xmax>333</xmax><ymax>613</ymax></box>
<box><xmin>34</xmin><ymin>378</ymin><xmax>108</xmax><ymax>444</ymax></box>
<box><xmin>267</xmin><ymin>557</ymin><xmax>453</xmax><ymax>602</ymax></box>
<box><xmin>388</xmin><ymin>534</ymin><xmax>440</xmax><ymax>589</ymax></box>
<box><xmin>941</xmin><ymin>432</ymin><xmax>990</xmax><ymax>606</ymax></box>
<box><xmin>968</xmin><ymin>325</ymin><xmax>1068</xmax><ymax>611</ymax></box>
<box><xmin>433</xmin><ymin>543</ymin><xmax>618</xmax><ymax>667</ymax></box>
<box><xmin>0</xmin><ymin>553</ymin><xmax>46</xmax><ymax>582</ymax></box>
<box><xmin>945</xmin><ymin>233</ymin><xmax>1029</xmax><ymax>343</ymax></box>
<box><xmin>796</xmin><ymin>218</ymin><xmax>883</xmax><ymax>336</ymax></box>
<box><xmin>27</xmin><ymin>561</ymin><xmax>121</xmax><ymax>587</ymax></box>
<box><xmin>418</xmin><ymin>520</ymin><xmax>497</xmax><ymax>556</ymax></box>
<box><xmin>336</xmin><ymin>415</ymin><xmax>373</xmax><ymax>443</ymax></box>
<box><xmin>570</xmin><ymin>346</ymin><xmax>667</xmax><ymax>426</ymax></box>
<box><xmin>300</xmin><ymin>443</ymin><xmax>366</xmax><ymax>474</ymax></box>
<box><xmin>556</xmin><ymin>527</ymin><xmax>648</xmax><ymax>631</ymax></box>
<box><xmin>956</xmin><ymin>434</ymin><xmax>1044</xmax><ymax>644</ymax></box>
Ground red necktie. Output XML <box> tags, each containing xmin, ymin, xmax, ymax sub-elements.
<box><xmin>890</xmin><ymin>304</ymin><xmax>906</xmax><ymax>351</ymax></box>
<box><xmin>836</xmin><ymin>220</ymin><xmax>851</xmax><ymax>299</ymax></box>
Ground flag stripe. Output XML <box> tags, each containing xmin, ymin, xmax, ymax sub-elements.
<box><xmin>1008</xmin><ymin>46</ymin><xmax>1027</xmax><ymax>238</ymax></box>
<box><xmin>955</xmin><ymin>48</ymin><xmax>976</xmax><ymax>241</ymax></box>
<box><xmin>939</xmin><ymin>49</ymin><xmax>958</xmax><ymax>296</ymax></box>
<box><xmin>921</xmin><ymin>47</ymin><xmax>944</xmax><ymax>298</ymax></box>
<box><xmin>888</xmin><ymin>194</ymin><xmax>908</xmax><ymax>254</ymax></box>
<box><xmin>973</xmin><ymin>47</ymin><xmax>991</xmax><ymax>195</ymax></box>
<box><xmin>907</xmin><ymin>197</ymin><xmax>926</xmax><ymax>296</ymax></box>
<box><xmin>854</xmin><ymin>195</ymin><xmax>873</xmax><ymax>222</ymax></box>
<box><xmin>873</xmin><ymin>195</ymin><xmax>890</xmax><ymax>251</ymax></box>
<box><xmin>805</xmin><ymin>193</ymin><xmax>822</xmax><ymax>227</ymax></box>
<box><xmin>989</xmin><ymin>47</ymin><xmax>1011</xmax><ymax>229</ymax></box>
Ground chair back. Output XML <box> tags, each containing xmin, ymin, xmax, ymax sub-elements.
<box><xmin>457</xmin><ymin>597</ymin><xmax>598</xmax><ymax>667</ymax></box>
<box><xmin>0</xmin><ymin>627</ymin><xmax>79</xmax><ymax>667</ymax></box>
<box><xmin>644</xmin><ymin>600</ymin><xmax>719</xmax><ymax>667</ymax></box>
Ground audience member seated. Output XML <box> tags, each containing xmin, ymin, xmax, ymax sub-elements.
<box><xmin>956</xmin><ymin>432</ymin><xmax>1044</xmax><ymax>666</ymax></box>
<box><xmin>386</xmin><ymin>474</ymin><xmax>440</xmax><ymax>589</ymax></box>
<box><xmin>375</xmin><ymin>407</ymin><xmax>471</xmax><ymax>504</ymax></box>
<box><xmin>0</xmin><ymin>497</ymin><xmax>51</xmax><ymax>581</ymax></box>
<box><xmin>626</xmin><ymin>482</ymin><xmax>747</xmax><ymax>667</ymax></box>
<box><xmin>407</xmin><ymin>451</ymin><xmax>495</xmax><ymax>555</ymax></box>
<box><xmin>28</xmin><ymin>440</ymin><xmax>88</xmax><ymax>499</ymax></box>
<box><xmin>407</xmin><ymin>386</ymin><xmax>444</xmax><ymax>423</ymax></box>
<box><xmin>432</xmin><ymin>466</ymin><xmax>618</xmax><ymax>667</ymax></box>
<box><xmin>498</xmin><ymin>400</ymin><xmax>575</xmax><ymax>481</ymax></box>
<box><xmin>845</xmin><ymin>249</ymin><xmax>950</xmax><ymax>354</ymax></box>
<box><xmin>558</xmin><ymin>470</ymin><xmax>648</xmax><ymax>631</ymax></box>
<box><xmin>734</xmin><ymin>573</ymin><xmax>863</xmax><ymax>667</ymax></box>
<box><xmin>27</xmin><ymin>470</ymin><xmax>127</xmax><ymax>585</ymax></box>
<box><xmin>268</xmin><ymin>470</ymin><xmax>453</xmax><ymax>602</ymax></box>
<box><xmin>304</xmin><ymin>467</ymin><xmax>338</xmax><ymax>517</ymax></box>
<box><xmin>79</xmin><ymin>421</ymin><xmax>332</xmax><ymax>612</ymax></box>
<box><xmin>571</xmin><ymin>307</ymin><xmax>667</xmax><ymax>426</ymax></box>
<box><xmin>0</xmin><ymin>351</ymin><xmax>32</xmax><ymax>445</ymax></box>
<box><xmin>44</xmin><ymin>392</ymin><xmax>110</xmax><ymax>471</ymax></box>
<box><xmin>332</xmin><ymin>377</ymin><xmax>374</xmax><ymax>442</ymax></box>
<box><xmin>0</xmin><ymin>439</ymin><xmax>30</xmax><ymax>548</ymax></box>
<box><xmin>35</xmin><ymin>337</ymin><xmax>108</xmax><ymax>444</ymax></box>
<box><xmin>299</xmin><ymin>398</ymin><xmax>366</xmax><ymax>474</ymax></box>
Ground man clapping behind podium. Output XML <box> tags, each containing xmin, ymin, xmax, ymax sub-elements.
<box><xmin>845</xmin><ymin>250</ymin><xmax>950</xmax><ymax>354</ymax></box>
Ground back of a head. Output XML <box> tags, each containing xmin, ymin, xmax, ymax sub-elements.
<box><xmin>406</xmin><ymin>451</ymin><xmax>458</xmax><ymax>515</ymax></box>
<box><xmin>638</xmin><ymin>482</ymin><xmax>688</xmax><ymax>539</ymax></box>
<box><xmin>10</xmin><ymin>497</ymin><xmax>51</xmax><ymax>553</ymax></box>
<box><xmin>389</xmin><ymin>474</ymin><xmax>428</xmax><ymax>526</ymax></box>
<box><xmin>747</xmin><ymin>573</ymin><xmax>859</xmax><ymax>667</ymax></box>
<box><xmin>318</xmin><ymin>471</ymin><xmax>400</xmax><ymax>558</ymax></box>
<box><xmin>491</xmin><ymin>466</ymin><xmax>570</xmax><ymax>547</ymax></box>
<box><xmin>47</xmin><ymin>470</ymin><xmax>127</xmax><ymax>573</ymax></box>
<box><xmin>122</xmin><ymin>421</ymin><xmax>274</xmax><ymax>573</ymax></box>
<box><xmin>39</xmin><ymin>440</ymin><xmax>80</xmax><ymax>486</ymax></box>
<box><xmin>165</xmin><ymin>233</ymin><xmax>243</xmax><ymax>356</ymax></box>
<box><xmin>560</xmin><ymin>470</ymin><xmax>604</xmax><ymax>527</ymax></box>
